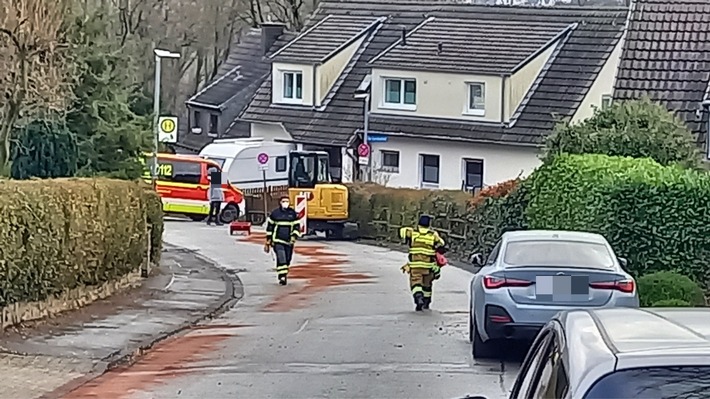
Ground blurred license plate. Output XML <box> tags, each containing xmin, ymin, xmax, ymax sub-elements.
<box><xmin>536</xmin><ymin>275</ymin><xmax>590</xmax><ymax>301</ymax></box>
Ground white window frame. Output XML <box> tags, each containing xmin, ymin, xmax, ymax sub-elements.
<box><xmin>382</xmin><ymin>77</ymin><xmax>417</xmax><ymax>110</ymax></box>
<box><xmin>281</xmin><ymin>70</ymin><xmax>303</xmax><ymax>104</ymax></box>
<box><xmin>601</xmin><ymin>94</ymin><xmax>612</xmax><ymax>110</ymax></box>
<box><xmin>380</xmin><ymin>150</ymin><xmax>400</xmax><ymax>173</ymax></box>
<box><xmin>466</xmin><ymin>82</ymin><xmax>486</xmax><ymax>116</ymax></box>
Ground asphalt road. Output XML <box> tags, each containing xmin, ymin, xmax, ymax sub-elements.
<box><xmin>67</xmin><ymin>221</ymin><xmax>521</xmax><ymax>399</ymax></box>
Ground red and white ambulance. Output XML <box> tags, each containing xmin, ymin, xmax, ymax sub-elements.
<box><xmin>142</xmin><ymin>153</ymin><xmax>245</xmax><ymax>223</ymax></box>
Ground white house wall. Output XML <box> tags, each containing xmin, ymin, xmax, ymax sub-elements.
<box><xmin>369</xmin><ymin>136</ymin><xmax>541</xmax><ymax>189</ymax></box>
<box><xmin>316</xmin><ymin>36</ymin><xmax>365</xmax><ymax>105</ymax></box>
<box><xmin>506</xmin><ymin>43</ymin><xmax>558</xmax><ymax>121</ymax></box>
<box><xmin>370</xmin><ymin>68</ymin><xmax>504</xmax><ymax>123</ymax></box>
<box><xmin>250</xmin><ymin>122</ymin><xmax>293</xmax><ymax>141</ymax></box>
<box><xmin>271</xmin><ymin>62</ymin><xmax>314</xmax><ymax>106</ymax></box>
<box><xmin>571</xmin><ymin>31</ymin><xmax>626</xmax><ymax>122</ymax></box>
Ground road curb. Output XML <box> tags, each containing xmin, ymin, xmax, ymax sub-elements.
<box><xmin>41</xmin><ymin>243</ymin><xmax>243</xmax><ymax>399</ymax></box>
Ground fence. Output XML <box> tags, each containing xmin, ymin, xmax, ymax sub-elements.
<box><xmin>243</xmin><ymin>185</ymin><xmax>289</xmax><ymax>224</ymax></box>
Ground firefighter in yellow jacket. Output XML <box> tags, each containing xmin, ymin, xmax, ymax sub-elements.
<box><xmin>399</xmin><ymin>215</ymin><xmax>446</xmax><ymax>311</ymax></box>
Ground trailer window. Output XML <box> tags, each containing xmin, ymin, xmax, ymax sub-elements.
<box><xmin>276</xmin><ymin>156</ymin><xmax>287</xmax><ymax>172</ymax></box>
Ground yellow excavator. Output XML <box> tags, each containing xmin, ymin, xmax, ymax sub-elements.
<box><xmin>287</xmin><ymin>150</ymin><xmax>358</xmax><ymax>240</ymax></box>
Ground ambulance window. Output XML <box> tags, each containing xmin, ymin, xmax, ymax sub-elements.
<box><xmin>172</xmin><ymin>161</ymin><xmax>201</xmax><ymax>184</ymax></box>
<box><xmin>276</xmin><ymin>156</ymin><xmax>287</xmax><ymax>172</ymax></box>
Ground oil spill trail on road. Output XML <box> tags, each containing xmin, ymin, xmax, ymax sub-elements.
<box><xmin>239</xmin><ymin>232</ymin><xmax>373</xmax><ymax>312</ymax></box>
<box><xmin>61</xmin><ymin>324</ymin><xmax>250</xmax><ymax>399</ymax></box>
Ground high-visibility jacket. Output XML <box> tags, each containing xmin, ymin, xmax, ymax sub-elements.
<box><xmin>399</xmin><ymin>226</ymin><xmax>445</xmax><ymax>268</ymax></box>
<box><xmin>266</xmin><ymin>207</ymin><xmax>300</xmax><ymax>245</ymax></box>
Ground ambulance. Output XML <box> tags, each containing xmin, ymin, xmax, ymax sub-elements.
<box><xmin>141</xmin><ymin>153</ymin><xmax>245</xmax><ymax>223</ymax></box>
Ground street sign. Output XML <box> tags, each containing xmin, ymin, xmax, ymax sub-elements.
<box><xmin>158</xmin><ymin>116</ymin><xmax>178</xmax><ymax>143</ymax></box>
<box><xmin>257</xmin><ymin>152</ymin><xmax>269</xmax><ymax>165</ymax></box>
<box><xmin>367</xmin><ymin>134</ymin><xmax>388</xmax><ymax>143</ymax></box>
<box><xmin>258</xmin><ymin>164</ymin><xmax>268</xmax><ymax>171</ymax></box>
<box><xmin>358</xmin><ymin>156</ymin><xmax>368</xmax><ymax>166</ymax></box>
<box><xmin>357</xmin><ymin>143</ymin><xmax>370</xmax><ymax>157</ymax></box>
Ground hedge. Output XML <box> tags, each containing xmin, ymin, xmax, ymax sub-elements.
<box><xmin>0</xmin><ymin>178</ymin><xmax>163</xmax><ymax>307</ymax></box>
<box><xmin>637</xmin><ymin>271</ymin><xmax>704</xmax><ymax>307</ymax></box>
<box><xmin>347</xmin><ymin>180</ymin><xmax>526</xmax><ymax>260</ymax></box>
<box><xmin>525</xmin><ymin>154</ymin><xmax>710</xmax><ymax>285</ymax></box>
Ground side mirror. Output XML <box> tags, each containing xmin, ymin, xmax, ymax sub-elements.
<box><xmin>469</xmin><ymin>252</ymin><xmax>484</xmax><ymax>266</ymax></box>
<box><xmin>618</xmin><ymin>257</ymin><xmax>628</xmax><ymax>268</ymax></box>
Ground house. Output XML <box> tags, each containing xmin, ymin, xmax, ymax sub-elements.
<box><xmin>174</xmin><ymin>23</ymin><xmax>295</xmax><ymax>153</ymax></box>
<box><xmin>613</xmin><ymin>0</ymin><xmax>710</xmax><ymax>154</ymax></box>
<box><xmin>239</xmin><ymin>0</ymin><xmax>628</xmax><ymax>189</ymax></box>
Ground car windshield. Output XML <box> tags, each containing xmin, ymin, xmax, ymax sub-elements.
<box><xmin>205</xmin><ymin>157</ymin><xmax>226</xmax><ymax>169</ymax></box>
<box><xmin>503</xmin><ymin>240</ymin><xmax>614</xmax><ymax>269</ymax></box>
<box><xmin>584</xmin><ymin>366</ymin><xmax>710</xmax><ymax>398</ymax></box>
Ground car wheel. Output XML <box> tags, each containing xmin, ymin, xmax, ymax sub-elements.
<box><xmin>220</xmin><ymin>203</ymin><xmax>240</xmax><ymax>224</ymax></box>
<box><xmin>472</xmin><ymin>316</ymin><xmax>498</xmax><ymax>360</ymax></box>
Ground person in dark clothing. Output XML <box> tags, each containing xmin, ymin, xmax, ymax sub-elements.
<box><xmin>206</xmin><ymin>170</ymin><xmax>224</xmax><ymax>225</ymax></box>
<box><xmin>264</xmin><ymin>196</ymin><xmax>301</xmax><ymax>285</ymax></box>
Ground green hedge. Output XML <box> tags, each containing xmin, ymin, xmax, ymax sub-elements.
<box><xmin>347</xmin><ymin>181</ymin><xmax>526</xmax><ymax>260</ymax></box>
<box><xmin>526</xmin><ymin>154</ymin><xmax>710</xmax><ymax>285</ymax></box>
<box><xmin>0</xmin><ymin>178</ymin><xmax>163</xmax><ymax>307</ymax></box>
<box><xmin>637</xmin><ymin>271</ymin><xmax>704</xmax><ymax>307</ymax></box>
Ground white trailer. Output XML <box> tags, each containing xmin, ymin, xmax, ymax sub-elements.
<box><xmin>199</xmin><ymin>138</ymin><xmax>296</xmax><ymax>190</ymax></box>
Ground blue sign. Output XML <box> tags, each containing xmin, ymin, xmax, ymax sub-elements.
<box><xmin>367</xmin><ymin>134</ymin><xmax>388</xmax><ymax>143</ymax></box>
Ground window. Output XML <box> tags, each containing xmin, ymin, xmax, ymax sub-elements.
<box><xmin>275</xmin><ymin>156</ymin><xmax>287</xmax><ymax>172</ymax></box>
<box><xmin>584</xmin><ymin>366</ymin><xmax>710</xmax><ymax>399</ymax></box>
<box><xmin>531</xmin><ymin>337</ymin><xmax>568</xmax><ymax>399</ymax></box>
<box><xmin>601</xmin><ymin>94</ymin><xmax>612</xmax><ymax>110</ymax></box>
<box><xmin>381</xmin><ymin>150</ymin><xmax>400</xmax><ymax>171</ymax></box>
<box><xmin>420</xmin><ymin>154</ymin><xmax>439</xmax><ymax>185</ymax></box>
<box><xmin>192</xmin><ymin>111</ymin><xmax>201</xmax><ymax>130</ymax></box>
<box><xmin>467</xmin><ymin>82</ymin><xmax>485</xmax><ymax>115</ymax></box>
<box><xmin>209</xmin><ymin>114</ymin><xmax>218</xmax><ymax>136</ymax></box>
<box><xmin>503</xmin><ymin>240</ymin><xmax>615</xmax><ymax>269</ymax></box>
<box><xmin>463</xmin><ymin>159</ymin><xmax>483</xmax><ymax>190</ymax></box>
<box><xmin>485</xmin><ymin>240</ymin><xmax>502</xmax><ymax>265</ymax></box>
<box><xmin>511</xmin><ymin>332</ymin><xmax>553</xmax><ymax>399</ymax></box>
<box><xmin>282</xmin><ymin>71</ymin><xmax>303</xmax><ymax>101</ymax></box>
<box><xmin>205</xmin><ymin>157</ymin><xmax>225</xmax><ymax>169</ymax></box>
<box><xmin>384</xmin><ymin>78</ymin><xmax>416</xmax><ymax>108</ymax></box>
<box><xmin>153</xmin><ymin>160</ymin><xmax>201</xmax><ymax>184</ymax></box>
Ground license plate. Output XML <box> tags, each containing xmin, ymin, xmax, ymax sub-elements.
<box><xmin>536</xmin><ymin>275</ymin><xmax>589</xmax><ymax>301</ymax></box>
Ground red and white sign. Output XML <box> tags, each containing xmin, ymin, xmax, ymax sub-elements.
<box><xmin>295</xmin><ymin>194</ymin><xmax>308</xmax><ymax>235</ymax></box>
<box><xmin>357</xmin><ymin>143</ymin><xmax>370</xmax><ymax>158</ymax></box>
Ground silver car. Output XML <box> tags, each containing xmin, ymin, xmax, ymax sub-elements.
<box><xmin>462</xmin><ymin>307</ymin><xmax>710</xmax><ymax>399</ymax></box>
<box><xmin>468</xmin><ymin>230</ymin><xmax>639</xmax><ymax>359</ymax></box>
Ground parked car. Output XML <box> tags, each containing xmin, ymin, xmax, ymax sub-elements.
<box><xmin>468</xmin><ymin>230</ymin><xmax>639</xmax><ymax>359</ymax></box>
<box><xmin>462</xmin><ymin>307</ymin><xmax>710</xmax><ymax>398</ymax></box>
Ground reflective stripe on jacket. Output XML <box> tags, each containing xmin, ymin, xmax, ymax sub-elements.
<box><xmin>266</xmin><ymin>207</ymin><xmax>300</xmax><ymax>245</ymax></box>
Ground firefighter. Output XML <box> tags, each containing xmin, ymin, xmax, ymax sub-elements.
<box><xmin>264</xmin><ymin>196</ymin><xmax>301</xmax><ymax>285</ymax></box>
<box><xmin>399</xmin><ymin>214</ymin><xmax>446</xmax><ymax>311</ymax></box>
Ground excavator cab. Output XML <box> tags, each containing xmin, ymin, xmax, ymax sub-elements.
<box><xmin>288</xmin><ymin>151</ymin><xmax>331</xmax><ymax>188</ymax></box>
<box><xmin>287</xmin><ymin>151</ymin><xmax>356</xmax><ymax>239</ymax></box>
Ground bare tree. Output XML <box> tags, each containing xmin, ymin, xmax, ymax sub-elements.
<box><xmin>0</xmin><ymin>0</ymin><xmax>73</xmax><ymax>175</ymax></box>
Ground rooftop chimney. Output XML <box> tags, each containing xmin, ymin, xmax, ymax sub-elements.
<box><xmin>401</xmin><ymin>26</ymin><xmax>406</xmax><ymax>45</ymax></box>
<box><xmin>261</xmin><ymin>22</ymin><xmax>286</xmax><ymax>56</ymax></box>
<box><xmin>437</xmin><ymin>42</ymin><xmax>443</xmax><ymax>55</ymax></box>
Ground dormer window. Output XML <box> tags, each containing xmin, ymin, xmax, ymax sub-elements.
<box><xmin>282</xmin><ymin>71</ymin><xmax>303</xmax><ymax>103</ymax></box>
<box><xmin>466</xmin><ymin>82</ymin><xmax>485</xmax><ymax>116</ymax></box>
<box><xmin>209</xmin><ymin>114</ymin><xmax>218</xmax><ymax>137</ymax></box>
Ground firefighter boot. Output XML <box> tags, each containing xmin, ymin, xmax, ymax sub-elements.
<box><xmin>422</xmin><ymin>297</ymin><xmax>431</xmax><ymax>310</ymax></box>
<box><xmin>413</xmin><ymin>292</ymin><xmax>425</xmax><ymax>311</ymax></box>
<box><xmin>278</xmin><ymin>275</ymin><xmax>287</xmax><ymax>286</ymax></box>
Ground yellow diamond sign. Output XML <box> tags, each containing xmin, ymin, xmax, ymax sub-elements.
<box><xmin>158</xmin><ymin>116</ymin><xmax>178</xmax><ymax>143</ymax></box>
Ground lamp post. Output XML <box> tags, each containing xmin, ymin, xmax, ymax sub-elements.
<box><xmin>151</xmin><ymin>48</ymin><xmax>181</xmax><ymax>189</ymax></box>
